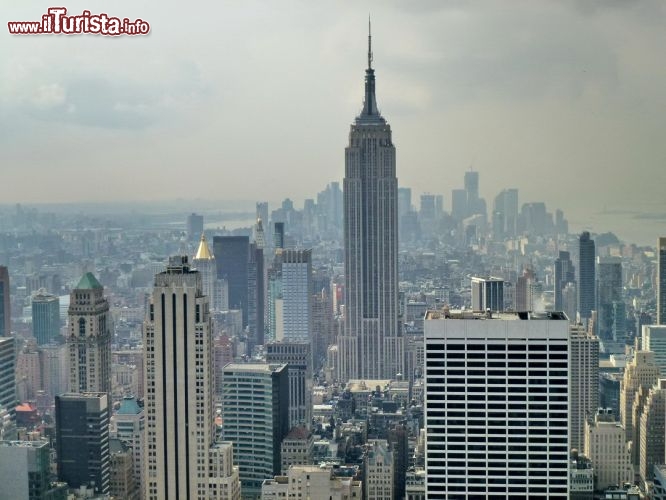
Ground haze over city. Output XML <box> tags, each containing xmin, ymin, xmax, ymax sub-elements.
<box><xmin>3</xmin><ymin>0</ymin><xmax>666</xmax><ymax>244</ymax></box>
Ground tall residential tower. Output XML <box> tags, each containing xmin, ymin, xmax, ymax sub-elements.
<box><xmin>339</xmin><ymin>23</ymin><xmax>403</xmax><ymax>380</ymax></box>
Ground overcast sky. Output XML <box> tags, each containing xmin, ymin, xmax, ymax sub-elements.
<box><xmin>2</xmin><ymin>0</ymin><xmax>666</xmax><ymax>242</ymax></box>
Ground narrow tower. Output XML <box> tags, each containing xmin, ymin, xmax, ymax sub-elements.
<box><xmin>339</xmin><ymin>22</ymin><xmax>403</xmax><ymax>380</ymax></box>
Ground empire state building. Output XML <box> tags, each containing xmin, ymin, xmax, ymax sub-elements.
<box><xmin>339</xmin><ymin>24</ymin><xmax>403</xmax><ymax>380</ymax></box>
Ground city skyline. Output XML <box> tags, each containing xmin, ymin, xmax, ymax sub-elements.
<box><xmin>3</xmin><ymin>1</ymin><xmax>666</xmax><ymax>244</ymax></box>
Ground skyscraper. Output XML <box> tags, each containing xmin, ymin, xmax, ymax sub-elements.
<box><xmin>213</xmin><ymin>236</ymin><xmax>249</xmax><ymax>326</ymax></box>
<box><xmin>470</xmin><ymin>276</ymin><xmax>504</xmax><ymax>312</ymax></box>
<box><xmin>186</xmin><ymin>213</ymin><xmax>204</xmax><ymax>241</ymax></box>
<box><xmin>32</xmin><ymin>289</ymin><xmax>60</xmax><ymax>346</ymax></box>
<box><xmin>554</xmin><ymin>251</ymin><xmax>575</xmax><ymax>312</ymax></box>
<box><xmin>143</xmin><ymin>256</ymin><xmax>241</xmax><ymax>499</ymax></box>
<box><xmin>67</xmin><ymin>273</ymin><xmax>111</xmax><ymax>395</ymax></box>
<box><xmin>114</xmin><ymin>396</ymin><xmax>144</xmax><ymax>498</ymax></box>
<box><xmin>265</xmin><ymin>341</ymin><xmax>312</xmax><ymax>429</ymax></box>
<box><xmin>620</xmin><ymin>350</ymin><xmax>660</xmax><ymax>442</ymax></box>
<box><xmin>569</xmin><ymin>325</ymin><xmax>599</xmax><ymax>453</ymax></box>
<box><xmin>424</xmin><ymin>309</ymin><xmax>569</xmax><ymax>498</ymax></box>
<box><xmin>658</xmin><ymin>237</ymin><xmax>666</xmax><ymax>325</ymax></box>
<box><xmin>55</xmin><ymin>392</ymin><xmax>110</xmax><ymax>494</ymax></box>
<box><xmin>597</xmin><ymin>256</ymin><xmax>623</xmax><ymax>349</ymax></box>
<box><xmin>221</xmin><ymin>363</ymin><xmax>289</xmax><ymax>498</ymax></box>
<box><xmin>339</xmin><ymin>23</ymin><xmax>403</xmax><ymax>380</ymax></box>
<box><xmin>0</xmin><ymin>266</ymin><xmax>9</xmax><ymax>337</ymax></box>
<box><xmin>0</xmin><ymin>337</ymin><xmax>16</xmax><ymax>426</ymax></box>
<box><xmin>578</xmin><ymin>232</ymin><xmax>596</xmax><ymax>322</ymax></box>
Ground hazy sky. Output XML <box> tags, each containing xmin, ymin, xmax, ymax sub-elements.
<box><xmin>2</xmin><ymin>1</ymin><xmax>666</xmax><ymax>242</ymax></box>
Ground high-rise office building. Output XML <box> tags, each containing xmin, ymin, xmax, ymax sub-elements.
<box><xmin>578</xmin><ymin>232</ymin><xmax>596</xmax><ymax>321</ymax></box>
<box><xmin>597</xmin><ymin>256</ymin><xmax>624</xmax><ymax>349</ymax></box>
<box><xmin>0</xmin><ymin>266</ymin><xmax>9</xmax><ymax>337</ymax></box>
<box><xmin>222</xmin><ymin>363</ymin><xmax>289</xmax><ymax>498</ymax></box>
<box><xmin>55</xmin><ymin>392</ymin><xmax>110</xmax><ymax>494</ymax></box>
<box><xmin>32</xmin><ymin>289</ymin><xmax>60</xmax><ymax>346</ymax></box>
<box><xmin>265</xmin><ymin>342</ymin><xmax>312</xmax><ymax>429</ymax></box>
<box><xmin>424</xmin><ymin>310</ymin><xmax>569</xmax><ymax>498</ymax></box>
<box><xmin>451</xmin><ymin>189</ymin><xmax>467</xmax><ymax>222</ymax></box>
<box><xmin>493</xmin><ymin>188</ymin><xmax>518</xmax><ymax>238</ymax></box>
<box><xmin>339</xmin><ymin>25</ymin><xmax>403</xmax><ymax>381</ymax></box>
<box><xmin>515</xmin><ymin>268</ymin><xmax>537</xmax><ymax>311</ymax></box>
<box><xmin>470</xmin><ymin>276</ymin><xmax>504</xmax><ymax>312</ymax></box>
<box><xmin>248</xmin><ymin>242</ymin><xmax>265</xmax><ymax>349</ymax></box>
<box><xmin>214</xmin><ymin>236</ymin><xmax>250</xmax><ymax>326</ymax></box>
<box><xmin>143</xmin><ymin>256</ymin><xmax>241</xmax><ymax>499</ymax></box>
<box><xmin>554</xmin><ymin>251</ymin><xmax>575</xmax><ymax>312</ymax></box>
<box><xmin>269</xmin><ymin>250</ymin><xmax>312</xmax><ymax>342</ymax></box>
<box><xmin>0</xmin><ymin>336</ymin><xmax>16</xmax><ymax>425</ymax></box>
<box><xmin>569</xmin><ymin>325</ymin><xmax>599</xmax><ymax>452</ymax></box>
<box><xmin>39</xmin><ymin>341</ymin><xmax>68</xmax><ymax>401</ymax></box>
<box><xmin>620</xmin><ymin>351</ymin><xmax>660</xmax><ymax>442</ymax></box>
<box><xmin>658</xmin><ymin>237</ymin><xmax>666</xmax><ymax>325</ymax></box>
<box><xmin>273</xmin><ymin>222</ymin><xmax>285</xmax><ymax>250</ymax></box>
<box><xmin>67</xmin><ymin>273</ymin><xmax>111</xmax><ymax>395</ymax></box>
<box><xmin>642</xmin><ymin>325</ymin><xmax>666</xmax><ymax>372</ymax></box>
<box><xmin>584</xmin><ymin>409</ymin><xmax>632</xmax><ymax>491</ymax></box>
<box><xmin>186</xmin><ymin>213</ymin><xmax>204</xmax><ymax>241</ymax></box>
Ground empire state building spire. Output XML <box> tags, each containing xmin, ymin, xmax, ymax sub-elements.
<box><xmin>359</xmin><ymin>16</ymin><xmax>382</xmax><ymax>122</ymax></box>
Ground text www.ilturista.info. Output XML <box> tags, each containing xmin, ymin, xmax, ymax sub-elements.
<box><xmin>8</xmin><ymin>8</ymin><xmax>150</xmax><ymax>36</ymax></box>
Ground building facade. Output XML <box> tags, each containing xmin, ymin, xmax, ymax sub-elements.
<box><xmin>471</xmin><ymin>276</ymin><xmax>504</xmax><ymax>312</ymax></box>
<box><xmin>584</xmin><ymin>409</ymin><xmax>632</xmax><ymax>490</ymax></box>
<box><xmin>424</xmin><ymin>310</ymin><xmax>569</xmax><ymax>498</ymax></box>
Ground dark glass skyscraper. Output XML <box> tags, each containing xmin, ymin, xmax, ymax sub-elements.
<box><xmin>0</xmin><ymin>266</ymin><xmax>9</xmax><ymax>337</ymax></box>
<box><xmin>55</xmin><ymin>392</ymin><xmax>110</xmax><ymax>494</ymax></box>
<box><xmin>213</xmin><ymin>236</ymin><xmax>249</xmax><ymax>325</ymax></box>
<box><xmin>578</xmin><ymin>231</ymin><xmax>596</xmax><ymax>321</ymax></box>
<box><xmin>339</xmin><ymin>24</ymin><xmax>403</xmax><ymax>380</ymax></box>
<box><xmin>554</xmin><ymin>250</ymin><xmax>575</xmax><ymax>312</ymax></box>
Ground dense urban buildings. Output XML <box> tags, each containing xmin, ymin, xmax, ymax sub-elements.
<box><xmin>3</xmin><ymin>20</ymin><xmax>666</xmax><ymax>500</ymax></box>
<box><xmin>339</xmin><ymin>26</ymin><xmax>403</xmax><ymax>381</ymax></box>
